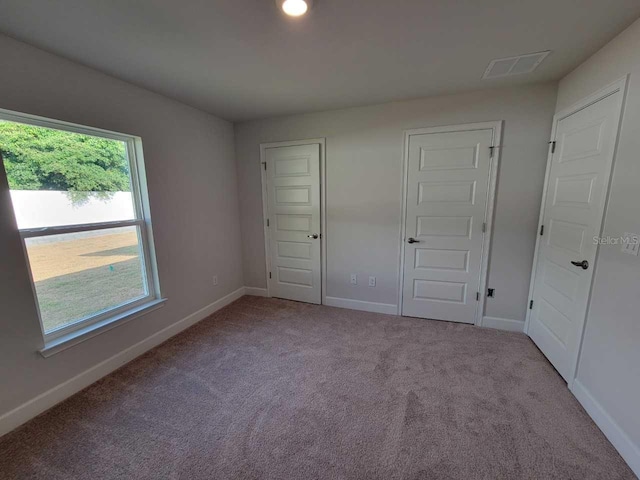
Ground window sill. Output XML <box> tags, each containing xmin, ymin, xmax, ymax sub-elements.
<box><xmin>39</xmin><ymin>298</ymin><xmax>167</xmax><ymax>358</ymax></box>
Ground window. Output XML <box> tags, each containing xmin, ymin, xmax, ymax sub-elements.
<box><xmin>0</xmin><ymin>109</ymin><xmax>161</xmax><ymax>347</ymax></box>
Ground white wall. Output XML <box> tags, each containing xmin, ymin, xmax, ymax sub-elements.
<box><xmin>235</xmin><ymin>84</ymin><xmax>558</xmax><ymax>323</ymax></box>
<box><xmin>0</xmin><ymin>34</ymin><xmax>244</xmax><ymax>422</ymax></box>
<box><xmin>10</xmin><ymin>191</ymin><xmax>134</xmax><ymax>229</ymax></box>
<box><xmin>556</xmin><ymin>17</ymin><xmax>640</xmax><ymax>474</ymax></box>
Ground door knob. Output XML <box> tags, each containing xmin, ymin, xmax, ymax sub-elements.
<box><xmin>571</xmin><ymin>260</ymin><xmax>589</xmax><ymax>270</ymax></box>
<box><xmin>307</xmin><ymin>234</ymin><xmax>319</xmax><ymax>239</ymax></box>
<box><xmin>407</xmin><ymin>237</ymin><xmax>420</xmax><ymax>244</ymax></box>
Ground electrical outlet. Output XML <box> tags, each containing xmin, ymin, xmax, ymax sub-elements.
<box><xmin>212</xmin><ymin>275</ymin><xmax>219</xmax><ymax>286</ymax></box>
<box><xmin>350</xmin><ymin>274</ymin><xmax>357</xmax><ymax>285</ymax></box>
<box><xmin>368</xmin><ymin>276</ymin><xmax>376</xmax><ymax>287</ymax></box>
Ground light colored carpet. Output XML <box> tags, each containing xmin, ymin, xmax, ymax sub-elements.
<box><xmin>0</xmin><ymin>296</ymin><xmax>635</xmax><ymax>479</ymax></box>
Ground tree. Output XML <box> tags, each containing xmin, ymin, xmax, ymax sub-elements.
<box><xmin>0</xmin><ymin>121</ymin><xmax>131</xmax><ymax>198</ymax></box>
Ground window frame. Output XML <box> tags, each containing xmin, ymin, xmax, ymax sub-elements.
<box><xmin>0</xmin><ymin>108</ymin><xmax>162</xmax><ymax>346</ymax></box>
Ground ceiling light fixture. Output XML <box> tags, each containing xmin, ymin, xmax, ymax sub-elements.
<box><xmin>276</xmin><ymin>0</ymin><xmax>313</xmax><ymax>17</ymax></box>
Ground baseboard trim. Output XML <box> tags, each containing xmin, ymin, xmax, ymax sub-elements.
<box><xmin>244</xmin><ymin>287</ymin><xmax>268</xmax><ymax>297</ymax></box>
<box><xmin>0</xmin><ymin>286</ymin><xmax>245</xmax><ymax>438</ymax></box>
<box><xmin>324</xmin><ymin>296</ymin><xmax>398</xmax><ymax>315</ymax></box>
<box><xmin>481</xmin><ymin>316</ymin><xmax>525</xmax><ymax>332</ymax></box>
<box><xmin>571</xmin><ymin>379</ymin><xmax>640</xmax><ymax>477</ymax></box>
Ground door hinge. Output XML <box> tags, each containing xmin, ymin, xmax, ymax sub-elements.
<box><xmin>482</xmin><ymin>222</ymin><xmax>487</xmax><ymax>233</ymax></box>
<box><xmin>529</xmin><ymin>300</ymin><xmax>534</xmax><ymax>310</ymax></box>
<box><xmin>269</xmin><ymin>272</ymin><xmax>272</xmax><ymax>279</ymax></box>
<box><xmin>476</xmin><ymin>292</ymin><xmax>480</xmax><ymax>301</ymax></box>
<box><xmin>489</xmin><ymin>146</ymin><xmax>495</xmax><ymax>158</ymax></box>
<box><xmin>549</xmin><ymin>141</ymin><xmax>556</xmax><ymax>154</ymax></box>
<box><xmin>540</xmin><ymin>224</ymin><xmax>544</xmax><ymax>236</ymax></box>
<box><xmin>262</xmin><ymin>162</ymin><xmax>267</xmax><ymax>170</ymax></box>
<box><xmin>266</xmin><ymin>218</ymin><xmax>270</xmax><ymax>227</ymax></box>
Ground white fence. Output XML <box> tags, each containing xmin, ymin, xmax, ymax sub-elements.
<box><xmin>9</xmin><ymin>191</ymin><xmax>135</xmax><ymax>230</ymax></box>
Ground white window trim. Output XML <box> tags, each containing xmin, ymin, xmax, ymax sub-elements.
<box><xmin>39</xmin><ymin>298</ymin><xmax>166</xmax><ymax>358</ymax></box>
<box><xmin>0</xmin><ymin>108</ymin><xmax>164</xmax><ymax>354</ymax></box>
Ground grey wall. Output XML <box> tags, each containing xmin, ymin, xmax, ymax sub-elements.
<box><xmin>556</xmin><ymin>17</ymin><xmax>640</xmax><ymax>454</ymax></box>
<box><xmin>0</xmin><ymin>35</ymin><xmax>244</xmax><ymax>417</ymax></box>
<box><xmin>235</xmin><ymin>84</ymin><xmax>558</xmax><ymax>322</ymax></box>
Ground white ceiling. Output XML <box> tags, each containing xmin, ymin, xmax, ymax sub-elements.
<box><xmin>1</xmin><ymin>1</ymin><xmax>639</xmax><ymax>121</ymax></box>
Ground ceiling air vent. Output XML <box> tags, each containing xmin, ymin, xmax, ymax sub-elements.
<box><xmin>482</xmin><ymin>51</ymin><xmax>550</xmax><ymax>79</ymax></box>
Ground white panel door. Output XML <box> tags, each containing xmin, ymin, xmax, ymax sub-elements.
<box><xmin>529</xmin><ymin>91</ymin><xmax>621</xmax><ymax>381</ymax></box>
<box><xmin>402</xmin><ymin>127</ymin><xmax>494</xmax><ymax>323</ymax></box>
<box><xmin>265</xmin><ymin>144</ymin><xmax>321</xmax><ymax>304</ymax></box>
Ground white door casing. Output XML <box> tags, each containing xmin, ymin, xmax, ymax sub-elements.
<box><xmin>262</xmin><ymin>142</ymin><xmax>322</xmax><ymax>304</ymax></box>
<box><xmin>527</xmin><ymin>78</ymin><xmax>627</xmax><ymax>383</ymax></box>
<box><xmin>400</xmin><ymin>122</ymin><xmax>501</xmax><ymax>324</ymax></box>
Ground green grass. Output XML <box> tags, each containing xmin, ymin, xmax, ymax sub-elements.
<box><xmin>34</xmin><ymin>257</ymin><xmax>145</xmax><ymax>332</ymax></box>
